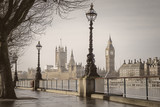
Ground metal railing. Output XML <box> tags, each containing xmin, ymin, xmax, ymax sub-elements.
<box><xmin>17</xmin><ymin>79</ymin><xmax>78</xmax><ymax>92</ymax></box>
<box><xmin>103</xmin><ymin>76</ymin><xmax>160</xmax><ymax>101</ymax></box>
<box><xmin>16</xmin><ymin>79</ymin><xmax>33</xmax><ymax>88</ymax></box>
<box><xmin>39</xmin><ymin>79</ymin><xmax>78</xmax><ymax>92</ymax></box>
<box><xmin>17</xmin><ymin>76</ymin><xmax>160</xmax><ymax>101</ymax></box>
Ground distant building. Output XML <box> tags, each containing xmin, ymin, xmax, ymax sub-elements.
<box><xmin>12</xmin><ymin>70</ymin><xmax>28</xmax><ymax>80</ymax></box>
<box><xmin>27</xmin><ymin>68</ymin><xmax>36</xmax><ymax>79</ymax></box>
<box><xmin>18</xmin><ymin>43</ymin><xmax>107</xmax><ymax>79</ymax></box>
<box><xmin>55</xmin><ymin>46</ymin><xmax>67</xmax><ymax>71</ymax></box>
<box><xmin>119</xmin><ymin>57</ymin><xmax>160</xmax><ymax>77</ymax></box>
<box><xmin>44</xmin><ymin>65</ymin><xmax>54</xmax><ymax>70</ymax></box>
<box><xmin>97</xmin><ymin>67</ymin><xmax>106</xmax><ymax>77</ymax></box>
<box><xmin>145</xmin><ymin>57</ymin><xmax>160</xmax><ymax>76</ymax></box>
<box><xmin>42</xmin><ymin>46</ymin><xmax>85</xmax><ymax>79</ymax></box>
<box><xmin>105</xmin><ymin>37</ymin><xmax>118</xmax><ymax>77</ymax></box>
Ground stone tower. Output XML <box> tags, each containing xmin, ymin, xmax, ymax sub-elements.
<box><xmin>55</xmin><ymin>46</ymin><xmax>67</xmax><ymax>71</ymax></box>
<box><xmin>105</xmin><ymin>36</ymin><xmax>115</xmax><ymax>74</ymax></box>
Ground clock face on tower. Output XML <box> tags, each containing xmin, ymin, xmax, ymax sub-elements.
<box><xmin>110</xmin><ymin>51</ymin><xmax>114</xmax><ymax>55</ymax></box>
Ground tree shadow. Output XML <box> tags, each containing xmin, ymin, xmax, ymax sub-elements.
<box><xmin>0</xmin><ymin>100</ymin><xmax>15</xmax><ymax>107</ymax></box>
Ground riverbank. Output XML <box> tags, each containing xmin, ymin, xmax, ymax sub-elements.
<box><xmin>17</xmin><ymin>87</ymin><xmax>160</xmax><ymax>107</ymax></box>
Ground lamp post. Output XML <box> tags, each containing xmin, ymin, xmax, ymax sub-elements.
<box><xmin>84</xmin><ymin>3</ymin><xmax>100</xmax><ymax>78</ymax></box>
<box><xmin>13</xmin><ymin>53</ymin><xmax>18</xmax><ymax>88</ymax></box>
<box><xmin>34</xmin><ymin>41</ymin><xmax>42</xmax><ymax>90</ymax></box>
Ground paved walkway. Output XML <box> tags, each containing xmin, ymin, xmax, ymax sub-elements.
<box><xmin>0</xmin><ymin>89</ymin><xmax>140</xmax><ymax>107</ymax></box>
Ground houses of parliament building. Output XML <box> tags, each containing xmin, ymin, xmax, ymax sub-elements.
<box><xmin>26</xmin><ymin>44</ymin><xmax>106</xmax><ymax>80</ymax></box>
<box><xmin>105</xmin><ymin>37</ymin><xmax>160</xmax><ymax>77</ymax></box>
<box><xmin>16</xmin><ymin>37</ymin><xmax>160</xmax><ymax>79</ymax></box>
<box><xmin>20</xmin><ymin>37</ymin><xmax>115</xmax><ymax>79</ymax></box>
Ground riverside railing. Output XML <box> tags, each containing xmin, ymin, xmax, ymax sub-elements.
<box><xmin>103</xmin><ymin>76</ymin><xmax>160</xmax><ymax>101</ymax></box>
<box><xmin>16</xmin><ymin>79</ymin><xmax>78</xmax><ymax>92</ymax></box>
<box><xmin>17</xmin><ymin>76</ymin><xmax>160</xmax><ymax>101</ymax></box>
<box><xmin>16</xmin><ymin>79</ymin><xmax>33</xmax><ymax>88</ymax></box>
<box><xmin>39</xmin><ymin>79</ymin><xmax>78</xmax><ymax>91</ymax></box>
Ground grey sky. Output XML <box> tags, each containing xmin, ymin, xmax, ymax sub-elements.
<box><xmin>18</xmin><ymin>0</ymin><xmax>160</xmax><ymax>71</ymax></box>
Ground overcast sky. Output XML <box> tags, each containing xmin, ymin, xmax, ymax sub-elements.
<box><xmin>18</xmin><ymin>0</ymin><xmax>160</xmax><ymax>71</ymax></box>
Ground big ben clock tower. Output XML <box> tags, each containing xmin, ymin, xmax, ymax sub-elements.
<box><xmin>105</xmin><ymin>36</ymin><xmax>115</xmax><ymax>74</ymax></box>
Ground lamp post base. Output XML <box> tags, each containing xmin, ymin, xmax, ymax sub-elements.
<box><xmin>33</xmin><ymin>80</ymin><xmax>39</xmax><ymax>91</ymax></box>
<box><xmin>78</xmin><ymin>77</ymin><xmax>95</xmax><ymax>97</ymax></box>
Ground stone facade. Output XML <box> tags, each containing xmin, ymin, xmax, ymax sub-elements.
<box><xmin>55</xmin><ymin>46</ymin><xmax>67</xmax><ymax>71</ymax></box>
<box><xmin>119</xmin><ymin>57</ymin><xmax>160</xmax><ymax>77</ymax></box>
<box><xmin>145</xmin><ymin>57</ymin><xmax>160</xmax><ymax>76</ymax></box>
<box><xmin>105</xmin><ymin>37</ymin><xmax>118</xmax><ymax>77</ymax></box>
<box><xmin>42</xmin><ymin>46</ymin><xmax>85</xmax><ymax>79</ymax></box>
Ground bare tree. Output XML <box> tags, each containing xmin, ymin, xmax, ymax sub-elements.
<box><xmin>8</xmin><ymin>0</ymin><xmax>55</xmax><ymax>58</ymax></box>
<box><xmin>0</xmin><ymin>0</ymin><xmax>88</xmax><ymax>99</ymax></box>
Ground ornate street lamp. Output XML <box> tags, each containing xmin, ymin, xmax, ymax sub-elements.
<box><xmin>84</xmin><ymin>3</ymin><xmax>100</xmax><ymax>78</ymax></box>
<box><xmin>34</xmin><ymin>41</ymin><xmax>42</xmax><ymax>90</ymax></box>
<box><xmin>13</xmin><ymin>53</ymin><xmax>18</xmax><ymax>87</ymax></box>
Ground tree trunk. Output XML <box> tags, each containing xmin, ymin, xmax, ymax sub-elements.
<box><xmin>0</xmin><ymin>39</ymin><xmax>17</xmax><ymax>99</ymax></box>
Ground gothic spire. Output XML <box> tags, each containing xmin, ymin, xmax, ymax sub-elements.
<box><xmin>71</xmin><ymin>50</ymin><xmax>73</xmax><ymax>57</ymax></box>
<box><xmin>108</xmin><ymin>34</ymin><xmax>112</xmax><ymax>44</ymax></box>
<box><xmin>69</xmin><ymin>50</ymin><xmax>75</xmax><ymax>65</ymax></box>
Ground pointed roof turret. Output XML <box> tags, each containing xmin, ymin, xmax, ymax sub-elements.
<box><xmin>68</xmin><ymin>50</ymin><xmax>75</xmax><ymax>66</ymax></box>
<box><xmin>109</xmin><ymin>34</ymin><xmax>112</xmax><ymax>43</ymax></box>
<box><xmin>108</xmin><ymin>35</ymin><xmax>112</xmax><ymax>44</ymax></box>
<box><xmin>106</xmin><ymin>35</ymin><xmax>114</xmax><ymax>50</ymax></box>
<box><xmin>71</xmin><ymin>50</ymin><xmax>73</xmax><ymax>57</ymax></box>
